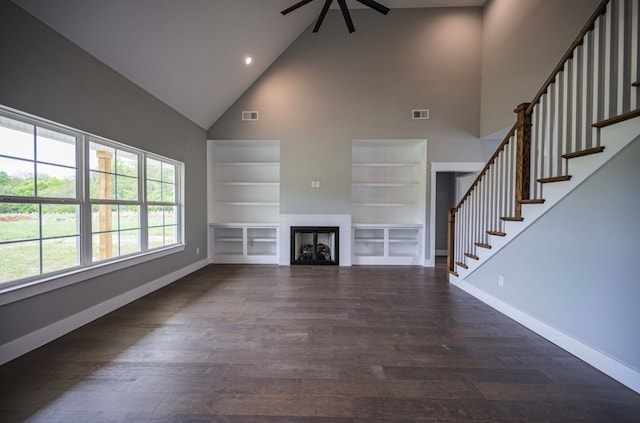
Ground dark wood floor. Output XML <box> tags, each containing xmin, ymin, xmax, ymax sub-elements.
<box><xmin>1</xmin><ymin>260</ymin><xmax>639</xmax><ymax>422</ymax></box>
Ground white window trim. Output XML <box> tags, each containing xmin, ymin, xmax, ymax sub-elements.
<box><xmin>0</xmin><ymin>105</ymin><xmax>185</xmax><ymax>306</ymax></box>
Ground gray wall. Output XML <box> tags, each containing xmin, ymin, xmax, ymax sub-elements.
<box><xmin>209</xmin><ymin>7</ymin><xmax>485</xmax><ymax>216</ymax></box>
<box><xmin>0</xmin><ymin>1</ymin><xmax>208</xmax><ymax>346</ymax></box>
<box><xmin>466</xmin><ymin>136</ymin><xmax>640</xmax><ymax>372</ymax></box>
<box><xmin>480</xmin><ymin>0</ymin><xmax>601</xmax><ymax>137</ymax></box>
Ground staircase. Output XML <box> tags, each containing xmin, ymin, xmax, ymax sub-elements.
<box><xmin>448</xmin><ymin>0</ymin><xmax>640</xmax><ymax>283</ymax></box>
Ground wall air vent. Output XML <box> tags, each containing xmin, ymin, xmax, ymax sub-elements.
<box><xmin>412</xmin><ymin>109</ymin><xmax>429</xmax><ymax>120</ymax></box>
<box><xmin>242</xmin><ymin>111</ymin><xmax>259</xmax><ymax>121</ymax></box>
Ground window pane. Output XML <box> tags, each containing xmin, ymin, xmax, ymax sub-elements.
<box><xmin>36</xmin><ymin>163</ymin><xmax>76</xmax><ymax>198</ymax></box>
<box><xmin>165</xmin><ymin>206</ymin><xmax>177</xmax><ymax>225</ymax></box>
<box><xmin>0</xmin><ymin>116</ymin><xmax>33</xmax><ymax>160</ymax></box>
<box><xmin>42</xmin><ymin>237</ymin><xmax>79</xmax><ymax>273</ymax></box>
<box><xmin>146</xmin><ymin>158</ymin><xmax>161</xmax><ymax>181</ymax></box>
<box><xmin>161</xmin><ymin>182</ymin><xmax>175</xmax><ymax>203</ymax></box>
<box><xmin>116</xmin><ymin>175</ymin><xmax>138</xmax><ymax>201</ymax></box>
<box><xmin>161</xmin><ymin>162</ymin><xmax>175</xmax><ymax>183</ymax></box>
<box><xmin>90</xmin><ymin>171</ymin><xmax>115</xmax><ymax>200</ymax></box>
<box><xmin>147</xmin><ymin>180</ymin><xmax>161</xmax><ymax>202</ymax></box>
<box><xmin>36</xmin><ymin>127</ymin><xmax>76</xmax><ymax>167</ymax></box>
<box><xmin>92</xmin><ymin>232</ymin><xmax>117</xmax><ymax>262</ymax></box>
<box><xmin>92</xmin><ymin>204</ymin><xmax>119</xmax><ymax>232</ymax></box>
<box><xmin>147</xmin><ymin>206</ymin><xmax>163</xmax><ymax>227</ymax></box>
<box><xmin>89</xmin><ymin>143</ymin><xmax>115</xmax><ymax>172</ymax></box>
<box><xmin>119</xmin><ymin>206</ymin><xmax>140</xmax><ymax>230</ymax></box>
<box><xmin>148</xmin><ymin>226</ymin><xmax>164</xmax><ymax>249</ymax></box>
<box><xmin>0</xmin><ymin>205</ymin><xmax>39</xmax><ymax>242</ymax></box>
<box><xmin>119</xmin><ymin>229</ymin><xmax>140</xmax><ymax>255</ymax></box>
<box><xmin>0</xmin><ymin>157</ymin><xmax>34</xmax><ymax>197</ymax></box>
<box><xmin>116</xmin><ymin>150</ymin><xmax>138</xmax><ymax>177</ymax></box>
<box><xmin>164</xmin><ymin>225</ymin><xmax>177</xmax><ymax>245</ymax></box>
<box><xmin>42</xmin><ymin>205</ymin><xmax>79</xmax><ymax>238</ymax></box>
<box><xmin>0</xmin><ymin>241</ymin><xmax>39</xmax><ymax>283</ymax></box>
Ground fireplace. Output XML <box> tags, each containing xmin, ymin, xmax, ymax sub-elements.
<box><xmin>290</xmin><ymin>226</ymin><xmax>339</xmax><ymax>265</ymax></box>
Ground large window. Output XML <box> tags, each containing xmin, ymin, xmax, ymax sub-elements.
<box><xmin>0</xmin><ymin>106</ymin><xmax>184</xmax><ymax>289</ymax></box>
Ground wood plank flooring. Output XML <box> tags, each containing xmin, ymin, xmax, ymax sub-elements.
<box><xmin>1</xmin><ymin>260</ymin><xmax>639</xmax><ymax>422</ymax></box>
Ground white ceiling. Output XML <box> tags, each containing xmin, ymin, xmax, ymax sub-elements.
<box><xmin>13</xmin><ymin>0</ymin><xmax>486</xmax><ymax>129</ymax></box>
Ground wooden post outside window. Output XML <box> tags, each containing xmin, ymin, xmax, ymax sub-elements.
<box><xmin>97</xmin><ymin>151</ymin><xmax>113</xmax><ymax>260</ymax></box>
<box><xmin>514</xmin><ymin>103</ymin><xmax>532</xmax><ymax>218</ymax></box>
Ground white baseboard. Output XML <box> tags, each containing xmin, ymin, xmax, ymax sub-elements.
<box><xmin>0</xmin><ymin>258</ymin><xmax>209</xmax><ymax>365</ymax></box>
<box><xmin>451</xmin><ymin>278</ymin><xmax>640</xmax><ymax>395</ymax></box>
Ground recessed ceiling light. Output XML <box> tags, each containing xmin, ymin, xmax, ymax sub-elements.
<box><xmin>245</xmin><ymin>56</ymin><xmax>253</xmax><ymax>65</ymax></box>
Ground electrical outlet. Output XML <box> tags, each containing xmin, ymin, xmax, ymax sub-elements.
<box><xmin>498</xmin><ymin>275</ymin><xmax>504</xmax><ymax>287</ymax></box>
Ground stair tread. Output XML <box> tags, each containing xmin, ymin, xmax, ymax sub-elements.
<box><xmin>562</xmin><ymin>146</ymin><xmax>605</xmax><ymax>159</ymax></box>
<box><xmin>538</xmin><ymin>175</ymin><xmax>572</xmax><ymax>183</ymax></box>
<box><xmin>449</xmin><ymin>270</ymin><xmax>459</xmax><ymax>277</ymax></box>
<box><xmin>475</xmin><ymin>242</ymin><xmax>492</xmax><ymax>249</ymax></box>
<box><xmin>487</xmin><ymin>230</ymin><xmax>507</xmax><ymax>237</ymax></box>
<box><xmin>501</xmin><ymin>216</ymin><xmax>524</xmax><ymax>222</ymax></box>
<box><xmin>593</xmin><ymin>109</ymin><xmax>640</xmax><ymax>128</ymax></box>
<box><xmin>455</xmin><ymin>261</ymin><xmax>468</xmax><ymax>269</ymax></box>
<box><xmin>633</xmin><ymin>80</ymin><xmax>640</xmax><ymax>87</ymax></box>
<box><xmin>464</xmin><ymin>253</ymin><xmax>479</xmax><ymax>260</ymax></box>
<box><xmin>518</xmin><ymin>199</ymin><xmax>545</xmax><ymax>204</ymax></box>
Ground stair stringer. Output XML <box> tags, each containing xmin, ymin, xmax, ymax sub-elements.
<box><xmin>451</xmin><ymin>115</ymin><xmax>640</xmax><ymax>283</ymax></box>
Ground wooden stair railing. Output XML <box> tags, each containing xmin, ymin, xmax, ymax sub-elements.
<box><xmin>448</xmin><ymin>0</ymin><xmax>639</xmax><ymax>279</ymax></box>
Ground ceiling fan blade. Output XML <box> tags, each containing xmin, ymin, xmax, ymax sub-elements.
<box><xmin>281</xmin><ymin>0</ymin><xmax>315</xmax><ymax>15</ymax></box>
<box><xmin>337</xmin><ymin>0</ymin><xmax>355</xmax><ymax>33</ymax></box>
<box><xmin>313</xmin><ymin>0</ymin><xmax>333</xmax><ymax>32</ymax></box>
<box><xmin>355</xmin><ymin>0</ymin><xmax>390</xmax><ymax>15</ymax></box>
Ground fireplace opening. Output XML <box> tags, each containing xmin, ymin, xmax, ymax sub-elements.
<box><xmin>291</xmin><ymin>226</ymin><xmax>339</xmax><ymax>265</ymax></box>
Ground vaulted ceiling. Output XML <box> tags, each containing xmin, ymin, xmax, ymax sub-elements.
<box><xmin>13</xmin><ymin>0</ymin><xmax>486</xmax><ymax>129</ymax></box>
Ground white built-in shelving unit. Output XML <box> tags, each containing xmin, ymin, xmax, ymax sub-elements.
<box><xmin>351</xmin><ymin>139</ymin><xmax>426</xmax><ymax>265</ymax></box>
<box><xmin>207</xmin><ymin>140</ymin><xmax>280</xmax><ymax>263</ymax></box>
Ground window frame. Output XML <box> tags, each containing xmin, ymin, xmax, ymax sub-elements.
<box><xmin>0</xmin><ymin>105</ymin><xmax>185</xmax><ymax>305</ymax></box>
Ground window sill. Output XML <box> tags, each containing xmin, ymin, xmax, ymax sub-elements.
<box><xmin>0</xmin><ymin>244</ymin><xmax>185</xmax><ymax>307</ymax></box>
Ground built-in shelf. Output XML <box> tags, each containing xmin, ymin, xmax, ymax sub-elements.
<box><xmin>207</xmin><ymin>140</ymin><xmax>280</xmax><ymax>263</ymax></box>
<box><xmin>352</xmin><ymin>225</ymin><xmax>423</xmax><ymax>265</ymax></box>
<box><xmin>209</xmin><ymin>224</ymin><xmax>279</xmax><ymax>263</ymax></box>
<box><xmin>351</xmin><ymin>139</ymin><xmax>426</xmax><ymax>265</ymax></box>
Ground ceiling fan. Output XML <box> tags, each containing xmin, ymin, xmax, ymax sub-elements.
<box><xmin>281</xmin><ymin>0</ymin><xmax>390</xmax><ymax>33</ymax></box>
